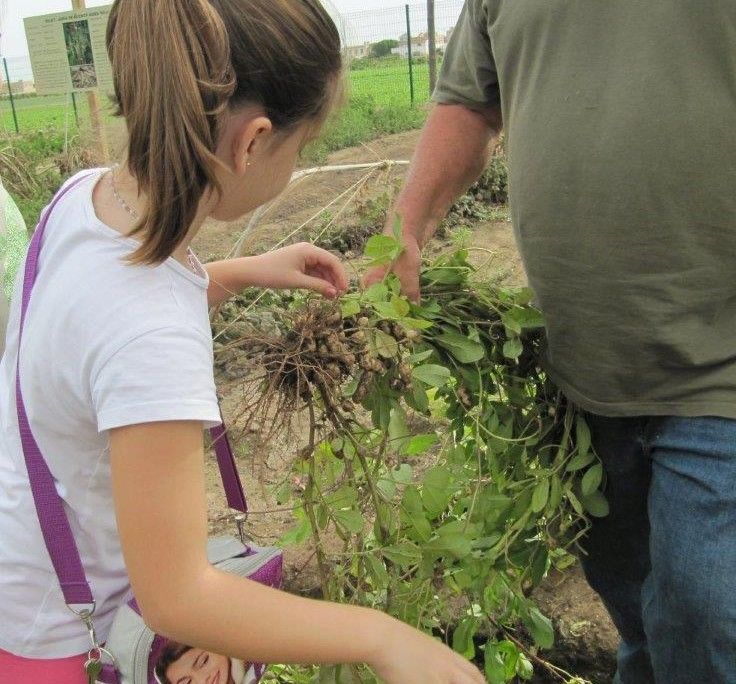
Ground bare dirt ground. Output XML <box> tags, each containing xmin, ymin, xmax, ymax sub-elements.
<box><xmin>192</xmin><ymin>130</ymin><xmax>618</xmax><ymax>683</ymax></box>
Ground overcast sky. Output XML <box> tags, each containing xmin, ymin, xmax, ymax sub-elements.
<box><xmin>1</xmin><ymin>0</ymin><xmax>402</xmax><ymax>58</ymax></box>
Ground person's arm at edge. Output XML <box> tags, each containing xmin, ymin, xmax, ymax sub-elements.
<box><xmin>364</xmin><ymin>102</ymin><xmax>502</xmax><ymax>301</ymax></box>
<box><xmin>109</xmin><ymin>421</ymin><xmax>485</xmax><ymax>684</ymax></box>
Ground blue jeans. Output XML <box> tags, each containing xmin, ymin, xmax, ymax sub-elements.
<box><xmin>579</xmin><ymin>415</ymin><xmax>736</xmax><ymax>684</ymax></box>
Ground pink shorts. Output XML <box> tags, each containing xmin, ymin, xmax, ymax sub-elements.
<box><xmin>0</xmin><ymin>648</ymin><xmax>88</xmax><ymax>684</ymax></box>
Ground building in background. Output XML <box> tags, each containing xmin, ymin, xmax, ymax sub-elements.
<box><xmin>392</xmin><ymin>28</ymin><xmax>452</xmax><ymax>58</ymax></box>
<box><xmin>343</xmin><ymin>41</ymin><xmax>372</xmax><ymax>60</ymax></box>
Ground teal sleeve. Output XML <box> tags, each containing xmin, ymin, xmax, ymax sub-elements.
<box><xmin>0</xmin><ymin>181</ymin><xmax>30</xmax><ymax>300</ymax></box>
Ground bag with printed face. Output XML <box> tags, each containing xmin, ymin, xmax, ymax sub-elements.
<box><xmin>104</xmin><ymin>537</ymin><xmax>282</xmax><ymax>684</ymax></box>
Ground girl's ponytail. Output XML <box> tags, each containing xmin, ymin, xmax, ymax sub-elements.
<box><xmin>107</xmin><ymin>0</ymin><xmax>341</xmax><ymax>265</ymax></box>
<box><xmin>107</xmin><ymin>0</ymin><xmax>235</xmax><ymax>264</ymax></box>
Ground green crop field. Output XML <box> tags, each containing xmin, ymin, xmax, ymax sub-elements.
<box><xmin>0</xmin><ymin>93</ymin><xmax>94</xmax><ymax>132</ymax></box>
<box><xmin>0</xmin><ymin>58</ymin><xmax>433</xmax><ymax>134</ymax></box>
<box><xmin>349</xmin><ymin>61</ymin><xmax>431</xmax><ymax>107</ymax></box>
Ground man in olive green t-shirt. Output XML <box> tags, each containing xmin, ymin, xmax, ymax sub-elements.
<box><xmin>366</xmin><ymin>2</ymin><xmax>736</xmax><ymax>682</ymax></box>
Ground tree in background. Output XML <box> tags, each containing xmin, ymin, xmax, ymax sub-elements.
<box><xmin>370</xmin><ymin>39</ymin><xmax>399</xmax><ymax>58</ymax></box>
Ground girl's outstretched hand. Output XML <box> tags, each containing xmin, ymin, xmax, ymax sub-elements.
<box><xmin>253</xmin><ymin>242</ymin><xmax>349</xmax><ymax>298</ymax></box>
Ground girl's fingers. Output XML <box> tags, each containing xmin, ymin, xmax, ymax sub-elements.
<box><xmin>305</xmin><ymin>246</ymin><xmax>349</xmax><ymax>291</ymax></box>
<box><xmin>297</xmin><ymin>273</ymin><xmax>338</xmax><ymax>299</ymax></box>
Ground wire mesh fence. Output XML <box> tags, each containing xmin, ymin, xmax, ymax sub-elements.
<box><xmin>341</xmin><ymin>0</ymin><xmax>463</xmax><ymax>106</ymax></box>
<box><xmin>0</xmin><ymin>0</ymin><xmax>465</xmax><ymax>134</ymax></box>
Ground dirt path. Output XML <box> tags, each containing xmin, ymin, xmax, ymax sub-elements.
<box><xmin>193</xmin><ymin>130</ymin><xmax>618</xmax><ymax>684</ymax></box>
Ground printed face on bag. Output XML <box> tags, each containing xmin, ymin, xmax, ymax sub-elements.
<box><xmin>155</xmin><ymin>642</ymin><xmax>250</xmax><ymax>684</ymax></box>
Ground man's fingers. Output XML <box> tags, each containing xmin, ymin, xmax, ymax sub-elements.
<box><xmin>401</xmin><ymin>271</ymin><xmax>421</xmax><ymax>303</ymax></box>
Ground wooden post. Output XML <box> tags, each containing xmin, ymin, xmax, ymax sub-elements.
<box><xmin>405</xmin><ymin>5</ymin><xmax>415</xmax><ymax>106</ymax></box>
<box><xmin>71</xmin><ymin>0</ymin><xmax>109</xmax><ymax>160</ymax></box>
<box><xmin>427</xmin><ymin>0</ymin><xmax>437</xmax><ymax>94</ymax></box>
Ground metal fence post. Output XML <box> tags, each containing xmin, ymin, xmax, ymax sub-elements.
<box><xmin>71</xmin><ymin>92</ymin><xmax>79</xmax><ymax>126</ymax></box>
<box><xmin>2</xmin><ymin>57</ymin><xmax>19</xmax><ymax>134</ymax></box>
<box><xmin>405</xmin><ymin>4</ymin><xmax>415</xmax><ymax>106</ymax></box>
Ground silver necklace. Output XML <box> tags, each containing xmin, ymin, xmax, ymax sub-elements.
<box><xmin>108</xmin><ymin>164</ymin><xmax>201</xmax><ymax>274</ymax></box>
<box><xmin>110</xmin><ymin>164</ymin><xmax>140</xmax><ymax>221</ymax></box>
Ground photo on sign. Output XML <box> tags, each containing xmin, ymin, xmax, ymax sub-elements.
<box><xmin>62</xmin><ymin>19</ymin><xmax>97</xmax><ymax>89</ymax></box>
<box><xmin>154</xmin><ymin>642</ymin><xmax>257</xmax><ymax>684</ymax></box>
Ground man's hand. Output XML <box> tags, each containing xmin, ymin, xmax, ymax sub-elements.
<box><xmin>362</xmin><ymin>232</ymin><xmax>422</xmax><ymax>302</ymax></box>
<box><xmin>361</xmin><ymin>103</ymin><xmax>501</xmax><ymax>303</ymax></box>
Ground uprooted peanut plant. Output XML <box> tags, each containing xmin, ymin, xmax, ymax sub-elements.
<box><xmin>212</xmin><ymin>235</ymin><xmax>605</xmax><ymax>684</ymax></box>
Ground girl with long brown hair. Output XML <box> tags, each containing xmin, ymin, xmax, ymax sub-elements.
<box><xmin>0</xmin><ymin>2</ymin><xmax>484</xmax><ymax>683</ymax></box>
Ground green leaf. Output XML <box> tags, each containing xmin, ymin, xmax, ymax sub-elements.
<box><xmin>566</xmin><ymin>489</ymin><xmax>585</xmax><ymax>516</ymax></box>
<box><xmin>340</xmin><ymin>298</ymin><xmax>361</xmax><ymax>317</ymax></box>
<box><xmin>279</xmin><ymin>516</ymin><xmax>312</xmax><ymax>545</ymax></box>
<box><xmin>581</xmin><ymin>490</ymin><xmax>610</xmax><ymax>517</ymax></box>
<box><xmin>531</xmin><ymin>479</ymin><xmax>550</xmax><ymax>513</ymax></box>
<box><xmin>425</xmin><ymin>533</ymin><xmax>472</xmax><ymax>559</ymax></box>
<box><xmin>400</xmin><ymin>316</ymin><xmax>433</xmax><ymax>330</ymax></box>
<box><xmin>581</xmin><ymin>463</ymin><xmax>603</xmax><ymax>497</ymax></box>
<box><xmin>407</xmin><ymin>348</ymin><xmax>434</xmax><ymax>364</ymax></box>
<box><xmin>332</xmin><ymin>508</ymin><xmax>364</xmax><ymax>533</ymax></box>
<box><xmin>422</xmin><ymin>266</ymin><xmax>467</xmax><ymax>285</ymax></box>
<box><xmin>547</xmin><ymin>474</ymin><xmax>562</xmax><ymax>512</ymax></box>
<box><xmin>373</xmin><ymin>329</ymin><xmax>399</xmax><ymax>358</ymax></box>
<box><xmin>364</xmin><ymin>234</ymin><xmax>402</xmax><ymax>264</ymax></box>
<box><xmin>412</xmin><ymin>363</ymin><xmax>452</xmax><ymax>387</ymax></box>
<box><xmin>341</xmin><ymin>372</ymin><xmax>362</xmax><ymax>398</ymax></box>
<box><xmin>376</xmin><ymin>463</ymin><xmax>413</xmax><ymax>499</ymax></box>
<box><xmin>484</xmin><ymin>643</ymin><xmax>506</xmax><ymax>684</ymax></box>
<box><xmin>516</xmin><ymin>653</ymin><xmax>534</xmax><ymax>680</ymax></box>
<box><xmin>436</xmin><ymin>332</ymin><xmax>485</xmax><ymax>363</ymax></box>
<box><xmin>382</xmin><ymin>541</ymin><xmax>421</xmax><ymax>567</ymax></box>
<box><xmin>452</xmin><ymin>617</ymin><xmax>477</xmax><ymax>660</ymax></box>
<box><xmin>421</xmin><ymin>466</ymin><xmax>454</xmax><ymax>518</ymax></box>
<box><xmin>501</xmin><ymin>311</ymin><xmax>522</xmax><ymax>335</ymax></box>
<box><xmin>388</xmin><ymin>407</ymin><xmax>410</xmax><ymax>452</ymax></box>
<box><xmin>376</xmin><ymin>477</ymin><xmax>396</xmax><ymax>500</ymax></box>
<box><xmin>566</xmin><ymin>449</ymin><xmax>595</xmax><ymax>472</ymax></box>
<box><xmin>400</xmin><ymin>486</ymin><xmax>432</xmax><ymax>541</ymax></box>
<box><xmin>363</xmin><ymin>282</ymin><xmax>389</xmax><ymax>302</ymax></box>
<box><xmin>502</xmin><ymin>337</ymin><xmax>523</xmax><ymax>360</ymax></box>
<box><xmin>525</xmin><ymin>606</ymin><xmax>554</xmax><ymax>649</ymax></box>
<box><xmin>391</xmin><ymin>463</ymin><xmax>413</xmax><ymax>484</ymax></box>
<box><xmin>406</xmin><ymin>379</ymin><xmax>430</xmax><ymax>413</ymax></box>
<box><xmin>576</xmin><ymin>416</ymin><xmax>592</xmax><ymax>456</ymax></box>
<box><xmin>497</xmin><ymin>640</ymin><xmax>519</xmax><ymax>680</ymax></box>
<box><xmin>364</xmin><ymin>553</ymin><xmax>389</xmax><ymax>587</ymax></box>
<box><xmin>390</xmin><ymin>294</ymin><xmax>410</xmax><ymax>317</ymax></box>
<box><xmin>402</xmin><ymin>433</ymin><xmax>438</xmax><ymax>456</ymax></box>
<box><xmin>509</xmin><ymin>306</ymin><xmax>545</xmax><ymax>329</ymax></box>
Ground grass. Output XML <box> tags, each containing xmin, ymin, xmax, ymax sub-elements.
<box><xmin>302</xmin><ymin>94</ymin><xmax>427</xmax><ymax>163</ymax></box>
<box><xmin>0</xmin><ymin>93</ymin><xmax>93</xmax><ymax>133</ymax></box>
<box><xmin>349</xmin><ymin>61</ymin><xmax>431</xmax><ymax>107</ymax></box>
<box><xmin>0</xmin><ymin>128</ymin><xmax>98</xmax><ymax>226</ymax></box>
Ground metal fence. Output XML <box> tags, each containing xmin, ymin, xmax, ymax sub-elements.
<box><xmin>0</xmin><ymin>0</ymin><xmax>465</xmax><ymax>134</ymax></box>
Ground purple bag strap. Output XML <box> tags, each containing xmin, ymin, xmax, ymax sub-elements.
<box><xmin>16</xmin><ymin>173</ymin><xmax>247</xmax><ymax>609</ymax></box>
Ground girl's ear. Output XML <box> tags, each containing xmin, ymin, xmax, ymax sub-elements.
<box><xmin>232</xmin><ymin>115</ymin><xmax>274</xmax><ymax>176</ymax></box>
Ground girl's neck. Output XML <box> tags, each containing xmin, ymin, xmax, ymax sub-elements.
<box><xmin>92</xmin><ymin>162</ymin><xmax>210</xmax><ymax>267</ymax></box>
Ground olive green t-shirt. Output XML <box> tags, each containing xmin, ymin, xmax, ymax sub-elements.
<box><xmin>435</xmin><ymin>0</ymin><xmax>736</xmax><ymax>418</ymax></box>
